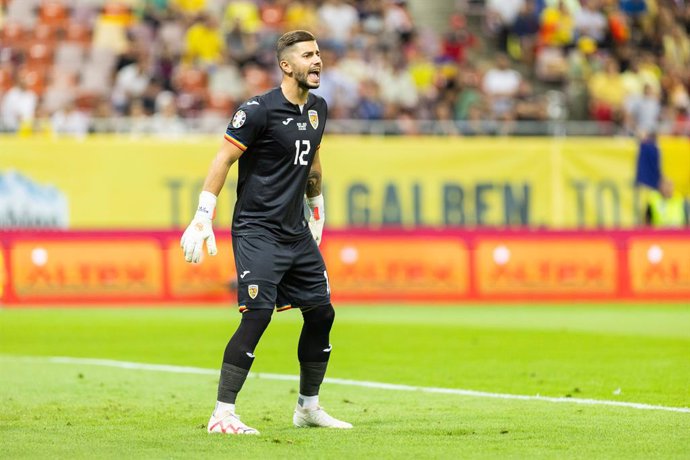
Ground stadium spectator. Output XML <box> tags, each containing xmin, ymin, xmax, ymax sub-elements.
<box><xmin>92</xmin><ymin>1</ymin><xmax>135</xmax><ymax>55</ymax></box>
<box><xmin>284</xmin><ymin>0</ymin><xmax>319</xmax><ymax>33</ymax></box>
<box><xmin>90</xmin><ymin>97</ymin><xmax>117</xmax><ymax>133</ymax></box>
<box><xmin>356</xmin><ymin>78</ymin><xmax>385</xmax><ymax>120</ymax></box>
<box><xmin>51</xmin><ymin>100</ymin><xmax>90</xmax><ymax>138</ymax></box>
<box><xmin>377</xmin><ymin>53</ymin><xmax>419</xmax><ymax>113</ymax></box>
<box><xmin>150</xmin><ymin>91</ymin><xmax>186</xmax><ymax>136</ymax></box>
<box><xmin>1</xmin><ymin>76</ymin><xmax>38</xmax><ymax>132</ymax></box>
<box><xmin>606</xmin><ymin>5</ymin><xmax>631</xmax><ymax>48</ymax></box>
<box><xmin>318</xmin><ymin>0</ymin><xmax>359</xmax><ymax>47</ymax></box>
<box><xmin>634</xmin><ymin>131</ymin><xmax>662</xmax><ymax>191</ymax></box>
<box><xmin>441</xmin><ymin>14</ymin><xmax>477</xmax><ymax>64</ymax></box>
<box><xmin>223</xmin><ymin>0</ymin><xmax>262</xmax><ymax>35</ymax></box>
<box><xmin>587</xmin><ymin>57</ymin><xmax>625</xmax><ymax>123</ymax></box>
<box><xmin>574</xmin><ymin>0</ymin><xmax>608</xmax><ymax>45</ymax></box>
<box><xmin>509</xmin><ymin>1</ymin><xmax>540</xmax><ymax>64</ymax></box>
<box><xmin>515</xmin><ymin>80</ymin><xmax>548</xmax><ymax>121</ymax></box>
<box><xmin>259</xmin><ymin>0</ymin><xmax>286</xmax><ymax>33</ymax></box>
<box><xmin>126</xmin><ymin>98</ymin><xmax>150</xmax><ymax>135</ymax></box>
<box><xmin>663</xmin><ymin>71</ymin><xmax>690</xmax><ymax>112</ymax></box>
<box><xmin>662</xmin><ymin>24</ymin><xmax>690</xmax><ymax>72</ymax></box>
<box><xmin>619</xmin><ymin>0</ymin><xmax>647</xmax><ymax>18</ymax></box>
<box><xmin>171</xmin><ymin>0</ymin><xmax>207</xmax><ymax>18</ymax></box>
<box><xmin>454</xmin><ymin>68</ymin><xmax>484</xmax><ymax>124</ymax></box>
<box><xmin>539</xmin><ymin>0</ymin><xmax>575</xmax><ymax>47</ymax></box>
<box><xmin>112</xmin><ymin>57</ymin><xmax>152</xmax><ymax>114</ymax></box>
<box><xmin>482</xmin><ymin>54</ymin><xmax>522</xmax><ymax>122</ymax></box>
<box><xmin>486</xmin><ymin>0</ymin><xmax>525</xmax><ymax>51</ymax></box>
<box><xmin>359</xmin><ymin>0</ymin><xmax>385</xmax><ymax>37</ymax></box>
<box><xmin>183</xmin><ymin>13</ymin><xmax>224</xmax><ymax>69</ymax></box>
<box><xmin>1</xmin><ymin>0</ymin><xmax>690</xmax><ymax>133</ymax></box>
<box><xmin>645</xmin><ymin>177</ymin><xmax>689</xmax><ymax>227</ymax></box>
<box><xmin>383</xmin><ymin>0</ymin><xmax>415</xmax><ymax>46</ymax></box>
<box><xmin>624</xmin><ymin>83</ymin><xmax>661</xmax><ymax>136</ymax></box>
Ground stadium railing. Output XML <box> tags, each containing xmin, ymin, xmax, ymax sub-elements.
<box><xmin>5</xmin><ymin>118</ymin><xmax>688</xmax><ymax>137</ymax></box>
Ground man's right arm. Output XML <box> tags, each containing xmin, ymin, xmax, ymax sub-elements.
<box><xmin>202</xmin><ymin>138</ymin><xmax>245</xmax><ymax>196</ymax></box>
<box><xmin>180</xmin><ymin>140</ymin><xmax>245</xmax><ymax>263</ymax></box>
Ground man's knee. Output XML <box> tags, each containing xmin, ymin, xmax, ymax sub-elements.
<box><xmin>242</xmin><ymin>308</ymin><xmax>273</xmax><ymax>324</ymax></box>
<box><xmin>223</xmin><ymin>308</ymin><xmax>273</xmax><ymax>368</ymax></box>
<box><xmin>302</xmin><ymin>304</ymin><xmax>335</xmax><ymax>326</ymax></box>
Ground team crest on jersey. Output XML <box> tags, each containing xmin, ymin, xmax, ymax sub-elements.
<box><xmin>248</xmin><ymin>284</ymin><xmax>259</xmax><ymax>299</ymax></box>
<box><xmin>308</xmin><ymin>110</ymin><xmax>318</xmax><ymax>129</ymax></box>
<box><xmin>232</xmin><ymin>110</ymin><xmax>246</xmax><ymax>128</ymax></box>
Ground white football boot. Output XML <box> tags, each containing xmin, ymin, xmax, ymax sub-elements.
<box><xmin>293</xmin><ymin>406</ymin><xmax>353</xmax><ymax>429</ymax></box>
<box><xmin>207</xmin><ymin>411</ymin><xmax>260</xmax><ymax>435</ymax></box>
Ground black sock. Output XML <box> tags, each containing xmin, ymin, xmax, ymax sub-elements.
<box><xmin>298</xmin><ymin>305</ymin><xmax>335</xmax><ymax>396</ymax></box>
<box><xmin>217</xmin><ymin>309</ymin><xmax>272</xmax><ymax>403</ymax></box>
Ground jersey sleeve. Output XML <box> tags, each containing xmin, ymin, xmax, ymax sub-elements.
<box><xmin>224</xmin><ymin>100</ymin><xmax>267</xmax><ymax>151</ymax></box>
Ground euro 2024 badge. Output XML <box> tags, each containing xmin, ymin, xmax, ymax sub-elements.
<box><xmin>248</xmin><ymin>284</ymin><xmax>259</xmax><ymax>299</ymax></box>
<box><xmin>232</xmin><ymin>110</ymin><xmax>246</xmax><ymax>128</ymax></box>
<box><xmin>308</xmin><ymin>110</ymin><xmax>318</xmax><ymax>129</ymax></box>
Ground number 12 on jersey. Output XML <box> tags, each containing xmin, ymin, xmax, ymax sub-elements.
<box><xmin>294</xmin><ymin>140</ymin><xmax>311</xmax><ymax>166</ymax></box>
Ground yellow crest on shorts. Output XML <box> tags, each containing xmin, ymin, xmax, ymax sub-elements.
<box><xmin>308</xmin><ymin>110</ymin><xmax>318</xmax><ymax>129</ymax></box>
<box><xmin>248</xmin><ymin>284</ymin><xmax>259</xmax><ymax>299</ymax></box>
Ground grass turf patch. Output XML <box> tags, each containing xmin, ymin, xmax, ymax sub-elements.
<box><xmin>1</xmin><ymin>305</ymin><xmax>688</xmax><ymax>458</ymax></box>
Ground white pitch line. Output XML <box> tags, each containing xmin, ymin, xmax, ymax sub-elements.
<box><xmin>5</xmin><ymin>356</ymin><xmax>690</xmax><ymax>414</ymax></box>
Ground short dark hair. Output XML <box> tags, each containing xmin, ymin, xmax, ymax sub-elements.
<box><xmin>276</xmin><ymin>30</ymin><xmax>316</xmax><ymax>61</ymax></box>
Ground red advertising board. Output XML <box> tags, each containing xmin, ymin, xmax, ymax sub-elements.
<box><xmin>475</xmin><ymin>239</ymin><xmax>618</xmax><ymax>299</ymax></box>
<box><xmin>628</xmin><ymin>238</ymin><xmax>690</xmax><ymax>295</ymax></box>
<box><xmin>1</xmin><ymin>229</ymin><xmax>689</xmax><ymax>305</ymax></box>
<box><xmin>8</xmin><ymin>238</ymin><xmax>163</xmax><ymax>302</ymax></box>
<box><xmin>322</xmin><ymin>235</ymin><xmax>469</xmax><ymax>301</ymax></box>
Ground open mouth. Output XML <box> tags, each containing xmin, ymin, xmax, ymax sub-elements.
<box><xmin>308</xmin><ymin>69</ymin><xmax>321</xmax><ymax>82</ymax></box>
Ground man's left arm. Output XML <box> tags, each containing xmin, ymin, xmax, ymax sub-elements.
<box><xmin>306</xmin><ymin>148</ymin><xmax>325</xmax><ymax>245</ymax></box>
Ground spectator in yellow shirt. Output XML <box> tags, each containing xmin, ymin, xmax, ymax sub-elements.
<box><xmin>184</xmin><ymin>13</ymin><xmax>224</xmax><ymax>68</ymax></box>
<box><xmin>588</xmin><ymin>58</ymin><xmax>625</xmax><ymax>121</ymax></box>
<box><xmin>224</xmin><ymin>0</ymin><xmax>262</xmax><ymax>34</ymax></box>
<box><xmin>172</xmin><ymin>0</ymin><xmax>206</xmax><ymax>17</ymax></box>
<box><xmin>540</xmin><ymin>2</ymin><xmax>575</xmax><ymax>47</ymax></box>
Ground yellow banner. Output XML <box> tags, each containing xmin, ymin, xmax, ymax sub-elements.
<box><xmin>1</xmin><ymin>135</ymin><xmax>688</xmax><ymax>229</ymax></box>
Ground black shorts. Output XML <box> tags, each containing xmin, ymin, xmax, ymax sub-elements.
<box><xmin>232</xmin><ymin>233</ymin><xmax>331</xmax><ymax>312</ymax></box>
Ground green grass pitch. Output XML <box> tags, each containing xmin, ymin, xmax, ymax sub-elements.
<box><xmin>1</xmin><ymin>304</ymin><xmax>689</xmax><ymax>458</ymax></box>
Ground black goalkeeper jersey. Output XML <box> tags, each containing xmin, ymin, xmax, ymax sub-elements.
<box><xmin>224</xmin><ymin>87</ymin><xmax>328</xmax><ymax>242</ymax></box>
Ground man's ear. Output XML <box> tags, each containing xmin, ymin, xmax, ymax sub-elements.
<box><xmin>280</xmin><ymin>59</ymin><xmax>292</xmax><ymax>75</ymax></box>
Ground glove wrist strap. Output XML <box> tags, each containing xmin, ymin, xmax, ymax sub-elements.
<box><xmin>195</xmin><ymin>191</ymin><xmax>217</xmax><ymax>220</ymax></box>
<box><xmin>307</xmin><ymin>194</ymin><xmax>324</xmax><ymax>221</ymax></box>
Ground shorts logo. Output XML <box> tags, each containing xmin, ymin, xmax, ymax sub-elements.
<box><xmin>232</xmin><ymin>110</ymin><xmax>246</xmax><ymax>128</ymax></box>
<box><xmin>248</xmin><ymin>284</ymin><xmax>259</xmax><ymax>299</ymax></box>
<box><xmin>308</xmin><ymin>110</ymin><xmax>318</xmax><ymax>129</ymax></box>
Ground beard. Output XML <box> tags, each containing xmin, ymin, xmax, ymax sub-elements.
<box><xmin>294</xmin><ymin>68</ymin><xmax>320</xmax><ymax>89</ymax></box>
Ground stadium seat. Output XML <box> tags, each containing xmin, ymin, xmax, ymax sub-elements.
<box><xmin>85</xmin><ymin>46</ymin><xmax>117</xmax><ymax>73</ymax></box>
<box><xmin>0</xmin><ymin>66</ymin><xmax>13</xmax><ymax>94</ymax></box>
<box><xmin>25</xmin><ymin>39</ymin><xmax>55</xmax><ymax>66</ymax></box>
<box><xmin>33</xmin><ymin>22</ymin><xmax>61</xmax><ymax>41</ymax></box>
<box><xmin>176</xmin><ymin>67</ymin><xmax>208</xmax><ymax>93</ymax></box>
<box><xmin>54</xmin><ymin>43</ymin><xmax>86</xmax><ymax>74</ymax></box>
<box><xmin>206</xmin><ymin>94</ymin><xmax>233</xmax><ymax>113</ymax></box>
<box><xmin>38</xmin><ymin>0</ymin><xmax>70</xmax><ymax>27</ymax></box>
<box><xmin>6</xmin><ymin>0</ymin><xmax>39</xmax><ymax>27</ymax></box>
<box><xmin>78</xmin><ymin>64</ymin><xmax>112</xmax><ymax>97</ymax></box>
<box><xmin>19</xmin><ymin>64</ymin><xmax>48</xmax><ymax>95</ymax></box>
<box><xmin>1</xmin><ymin>21</ymin><xmax>27</xmax><ymax>47</ymax></box>
<box><xmin>64</xmin><ymin>21</ymin><xmax>93</xmax><ymax>47</ymax></box>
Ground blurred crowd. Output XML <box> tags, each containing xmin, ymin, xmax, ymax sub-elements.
<box><xmin>0</xmin><ymin>0</ymin><xmax>689</xmax><ymax>136</ymax></box>
<box><xmin>486</xmin><ymin>0</ymin><xmax>690</xmax><ymax>136</ymax></box>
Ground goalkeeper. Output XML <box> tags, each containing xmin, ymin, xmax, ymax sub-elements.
<box><xmin>181</xmin><ymin>30</ymin><xmax>351</xmax><ymax>435</ymax></box>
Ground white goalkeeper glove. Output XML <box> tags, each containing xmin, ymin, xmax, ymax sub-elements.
<box><xmin>181</xmin><ymin>191</ymin><xmax>218</xmax><ymax>263</ymax></box>
<box><xmin>306</xmin><ymin>194</ymin><xmax>325</xmax><ymax>246</ymax></box>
